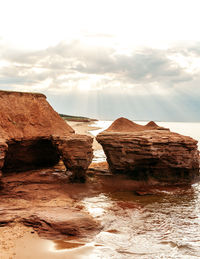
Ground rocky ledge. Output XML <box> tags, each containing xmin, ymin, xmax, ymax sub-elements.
<box><xmin>0</xmin><ymin>167</ymin><xmax>101</xmax><ymax>241</ymax></box>
<box><xmin>0</xmin><ymin>90</ymin><xmax>93</xmax><ymax>181</ymax></box>
<box><xmin>96</xmin><ymin>118</ymin><xmax>200</xmax><ymax>185</ymax></box>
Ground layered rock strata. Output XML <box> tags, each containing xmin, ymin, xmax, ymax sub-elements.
<box><xmin>22</xmin><ymin>208</ymin><xmax>100</xmax><ymax>239</ymax></box>
<box><xmin>0</xmin><ymin>167</ymin><xmax>101</xmax><ymax>240</ymax></box>
<box><xmin>96</xmin><ymin>118</ymin><xmax>199</xmax><ymax>185</ymax></box>
<box><xmin>0</xmin><ymin>90</ymin><xmax>93</xmax><ymax>181</ymax></box>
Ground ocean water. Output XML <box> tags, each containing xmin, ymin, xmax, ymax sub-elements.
<box><xmin>81</xmin><ymin>185</ymin><xmax>200</xmax><ymax>259</ymax></box>
<box><xmin>80</xmin><ymin>121</ymin><xmax>200</xmax><ymax>258</ymax></box>
<box><xmin>5</xmin><ymin>121</ymin><xmax>200</xmax><ymax>259</ymax></box>
<box><xmin>27</xmin><ymin>121</ymin><xmax>200</xmax><ymax>259</ymax></box>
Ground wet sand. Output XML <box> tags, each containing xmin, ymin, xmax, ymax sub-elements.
<box><xmin>1</xmin><ymin>120</ymin><xmax>198</xmax><ymax>258</ymax></box>
<box><xmin>0</xmin><ymin>121</ymin><xmax>103</xmax><ymax>259</ymax></box>
<box><xmin>1</xmin><ymin>164</ymin><xmax>200</xmax><ymax>258</ymax></box>
<box><xmin>1</xmin><ymin>230</ymin><xmax>95</xmax><ymax>259</ymax></box>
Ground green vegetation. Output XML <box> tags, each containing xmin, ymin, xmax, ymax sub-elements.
<box><xmin>59</xmin><ymin>114</ymin><xmax>97</xmax><ymax>122</ymax></box>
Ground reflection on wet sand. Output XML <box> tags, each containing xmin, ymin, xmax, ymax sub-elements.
<box><xmin>9</xmin><ymin>175</ymin><xmax>200</xmax><ymax>259</ymax></box>
<box><xmin>2</xmin><ymin>120</ymin><xmax>200</xmax><ymax>258</ymax></box>
<box><xmin>15</xmin><ymin>235</ymin><xmax>96</xmax><ymax>259</ymax></box>
<box><xmin>53</xmin><ymin>240</ymin><xmax>85</xmax><ymax>250</ymax></box>
<box><xmin>80</xmin><ymin>182</ymin><xmax>200</xmax><ymax>258</ymax></box>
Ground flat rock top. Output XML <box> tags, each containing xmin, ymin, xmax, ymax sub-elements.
<box><xmin>98</xmin><ymin>117</ymin><xmax>198</xmax><ymax>145</ymax></box>
<box><xmin>0</xmin><ymin>90</ymin><xmax>45</xmax><ymax>98</ymax></box>
<box><xmin>98</xmin><ymin>128</ymin><xmax>198</xmax><ymax>145</ymax></box>
<box><xmin>98</xmin><ymin>117</ymin><xmax>197</xmax><ymax>145</ymax></box>
<box><xmin>0</xmin><ymin>90</ymin><xmax>74</xmax><ymax>140</ymax></box>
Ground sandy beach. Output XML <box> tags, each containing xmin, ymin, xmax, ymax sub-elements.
<box><xmin>67</xmin><ymin>121</ymin><xmax>102</xmax><ymax>151</ymax></box>
<box><xmin>0</xmin><ymin>121</ymin><xmax>103</xmax><ymax>259</ymax></box>
<box><xmin>1</xmin><ymin>120</ymin><xmax>200</xmax><ymax>259</ymax></box>
<box><xmin>1</xmin><ymin>119</ymin><xmax>200</xmax><ymax>258</ymax></box>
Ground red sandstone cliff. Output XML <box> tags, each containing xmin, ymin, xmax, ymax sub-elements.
<box><xmin>96</xmin><ymin>117</ymin><xmax>199</xmax><ymax>185</ymax></box>
<box><xmin>0</xmin><ymin>91</ymin><xmax>74</xmax><ymax>140</ymax></box>
<box><xmin>0</xmin><ymin>91</ymin><xmax>93</xmax><ymax>181</ymax></box>
<box><xmin>105</xmin><ymin>117</ymin><xmax>164</xmax><ymax>132</ymax></box>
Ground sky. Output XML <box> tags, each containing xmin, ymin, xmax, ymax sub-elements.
<box><xmin>0</xmin><ymin>0</ymin><xmax>200</xmax><ymax>121</ymax></box>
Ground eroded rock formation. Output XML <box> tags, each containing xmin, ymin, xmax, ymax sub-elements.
<box><xmin>96</xmin><ymin>117</ymin><xmax>200</xmax><ymax>185</ymax></box>
<box><xmin>0</xmin><ymin>90</ymin><xmax>93</xmax><ymax>181</ymax></box>
<box><xmin>22</xmin><ymin>208</ymin><xmax>100</xmax><ymax>239</ymax></box>
<box><xmin>0</xmin><ymin>167</ymin><xmax>101</xmax><ymax>240</ymax></box>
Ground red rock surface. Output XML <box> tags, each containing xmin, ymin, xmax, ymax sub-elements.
<box><xmin>22</xmin><ymin>208</ymin><xmax>100</xmax><ymax>239</ymax></box>
<box><xmin>0</xmin><ymin>90</ymin><xmax>74</xmax><ymax>140</ymax></box>
<box><xmin>0</xmin><ymin>167</ymin><xmax>101</xmax><ymax>240</ymax></box>
<box><xmin>105</xmin><ymin>117</ymin><xmax>164</xmax><ymax>132</ymax></box>
<box><xmin>54</xmin><ymin>134</ymin><xmax>93</xmax><ymax>181</ymax></box>
<box><xmin>145</xmin><ymin>121</ymin><xmax>158</xmax><ymax>127</ymax></box>
<box><xmin>96</xmin><ymin>118</ymin><xmax>200</xmax><ymax>185</ymax></box>
<box><xmin>0</xmin><ymin>90</ymin><xmax>93</xmax><ymax>181</ymax></box>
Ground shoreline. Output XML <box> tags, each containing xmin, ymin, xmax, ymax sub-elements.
<box><xmin>0</xmin><ymin>121</ymin><xmax>104</xmax><ymax>258</ymax></box>
<box><xmin>67</xmin><ymin>121</ymin><xmax>103</xmax><ymax>151</ymax></box>
<box><xmin>2</xmin><ymin>120</ymin><xmax>199</xmax><ymax>258</ymax></box>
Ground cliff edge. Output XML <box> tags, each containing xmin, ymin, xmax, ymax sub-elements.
<box><xmin>0</xmin><ymin>90</ymin><xmax>93</xmax><ymax>181</ymax></box>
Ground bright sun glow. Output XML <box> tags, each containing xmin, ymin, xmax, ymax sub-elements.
<box><xmin>0</xmin><ymin>0</ymin><xmax>200</xmax><ymax>49</ymax></box>
<box><xmin>78</xmin><ymin>81</ymin><xmax>91</xmax><ymax>92</ymax></box>
<box><xmin>1</xmin><ymin>0</ymin><xmax>200</xmax><ymax>120</ymax></box>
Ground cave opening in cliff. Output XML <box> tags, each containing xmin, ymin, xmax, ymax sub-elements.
<box><xmin>2</xmin><ymin>139</ymin><xmax>60</xmax><ymax>173</ymax></box>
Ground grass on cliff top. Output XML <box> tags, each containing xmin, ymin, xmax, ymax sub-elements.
<box><xmin>59</xmin><ymin>114</ymin><xmax>97</xmax><ymax>122</ymax></box>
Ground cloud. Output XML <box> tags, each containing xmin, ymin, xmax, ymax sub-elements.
<box><xmin>0</xmin><ymin>40</ymin><xmax>199</xmax><ymax>95</ymax></box>
<box><xmin>1</xmin><ymin>40</ymin><xmax>200</xmax><ymax>121</ymax></box>
<box><xmin>76</xmin><ymin>48</ymin><xmax>193</xmax><ymax>85</ymax></box>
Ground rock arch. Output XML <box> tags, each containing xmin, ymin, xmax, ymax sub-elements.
<box><xmin>0</xmin><ymin>91</ymin><xmax>93</xmax><ymax>181</ymax></box>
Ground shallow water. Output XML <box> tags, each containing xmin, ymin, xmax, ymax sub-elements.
<box><xmin>14</xmin><ymin>183</ymin><xmax>200</xmax><ymax>259</ymax></box>
<box><xmin>84</xmin><ymin>121</ymin><xmax>200</xmax><ymax>258</ymax></box>
<box><xmin>14</xmin><ymin>121</ymin><xmax>200</xmax><ymax>258</ymax></box>
<box><xmin>81</xmin><ymin>184</ymin><xmax>200</xmax><ymax>258</ymax></box>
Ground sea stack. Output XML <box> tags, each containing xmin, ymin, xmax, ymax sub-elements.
<box><xmin>96</xmin><ymin>117</ymin><xmax>200</xmax><ymax>185</ymax></box>
<box><xmin>0</xmin><ymin>90</ymin><xmax>93</xmax><ymax>181</ymax></box>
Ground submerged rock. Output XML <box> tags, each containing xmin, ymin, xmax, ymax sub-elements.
<box><xmin>0</xmin><ymin>90</ymin><xmax>93</xmax><ymax>181</ymax></box>
<box><xmin>96</xmin><ymin>117</ymin><xmax>199</xmax><ymax>185</ymax></box>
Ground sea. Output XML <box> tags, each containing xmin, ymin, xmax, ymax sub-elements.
<box><xmin>20</xmin><ymin>121</ymin><xmax>200</xmax><ymax>259</ymax></box>
<box><xmin>83</xmin><ymin>121</ymin><xmax>200</xmax><ymax>258</ymax></box>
